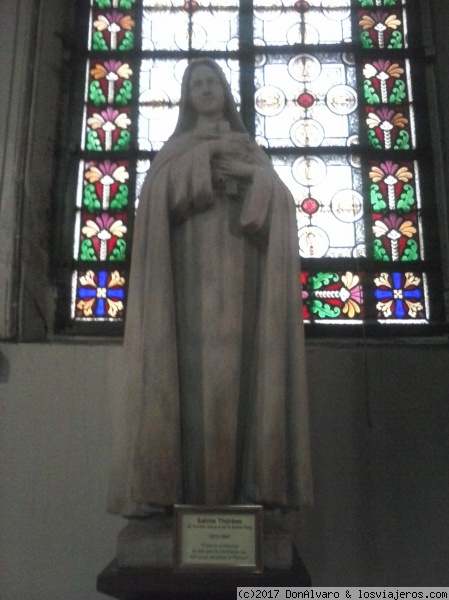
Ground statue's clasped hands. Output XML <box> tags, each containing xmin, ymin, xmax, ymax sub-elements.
<box><xmin>209</xmin><ymin>133</ymin><xmax>254</xmax><ymax>180</ymax></box>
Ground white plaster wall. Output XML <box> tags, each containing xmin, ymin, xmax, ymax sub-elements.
<box><xmin>0</xmin><ymin>343</ymin><xmax>123</xmax><ymax>600</ymax></box>
<box><xmin>1</xmin><ymin>342</ymin><xmax>448</xmax><ymax>598</ymax></box>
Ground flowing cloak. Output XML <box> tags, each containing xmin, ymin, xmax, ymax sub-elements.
<box><xmin>107</xmin><ymin>129</ymin><xmax>313</xmax><ymax>516</ymax></box>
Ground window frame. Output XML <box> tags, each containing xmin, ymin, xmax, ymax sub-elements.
<box><xmin>51</xmin><ymin>0</ymin><xmax>448</xmax><ymax>339</ymax></box>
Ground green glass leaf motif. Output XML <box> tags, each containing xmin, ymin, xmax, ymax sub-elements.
<box><xmin>401</xmin><ymin>239</ymin><xmax>419</xmax><ymax>261</ymax></box>
<box><xmin>113</xmin><ymin>130</ymin><xmax>131</xmax><ymax>151</ymax></box>
<box><xmin>79</xmin><ymin>239</ymin><xmax>97</xmax><ymax>261</ymax></box>
<box><xmin>396</xmin><ymin>184</ymin><xmax>415</xmax><ymax>212</ymax></box>
<box><xmin>394</xmin><ymin>130</ymin><xmax>410</xmax><ymax>150</ymax></box>
<box><xmin>86</xmin><ymin>131</ymin><xmax>102</xmax><ymax>152</ymax></box>
<box><xmin>364</xmin><ymin>80</ymin><xmax>380</xmax><ymax>104</ymax></box>
<box><xmin>118</xmin><ymin>31</ymin><xmax>134</xmax><ymax>51</ymax></box>
<box><xmin>309</xmin><ymin>272</ymin><xmax>339</xmax><ymax>290</ymax></box>
<box><xmin>367</xmin><ymin>130</ymin><xmax>382</xmax><ymax>149</ymax></box>
<box><xmin>358</xmin><ymin>0</ymin><xmax>396</xmax><ymax>5</ymax></box>
<box><xmin>110</xmin><ymin>183</ymin><xmax>129</xmax><ymax>210</ymax></box>
<box><xmin>115</xmin><ymin>80</ymin><xmax>132</xmax><ymax>105</ymax></box>
<box><xmin>83</xmin><ymin>184</ymin><xmax>101</xmax><ymax>212</ymax></box>
<box><xmin>360</xmin><ymin>31</ymin><xmax>374</xmax><ymax>49</ymax></box>
<box><xmin>119</xmin><ymin>0</ymin><xmax>136</xmax><ymax>7</ymax></box>
<box><xmin>110</xmin><ymin>239</ymin><xmax>126</xmax><ymax>261</ymax></box>
<box><xmin>94</xmin><ymin>0</ymin><xmax>111</xmax><ymax>7</ymax></box>
<box><xmin>389</xmin><ymin>80</ymin><xmax>406</xmax><ymax>104</ymax></box>
<box><xmin>373</xmin><ymin>239</ymin><xmax>389</xmax><ymax>261</ymax></box>
<box><xmin>310</xmin><ymin>300</ymin><xmax>341</xmax><ymax>319</ymax></box>
<box><xmin>370</xmin><ymin>184</ymin><xmax>387</xmax><ymax>211</ymax></box>
<box><xmin>359</xmin><ymin>0</ymin><xmax>398</xmax><ymax>6</ymax></box>
<box><xmin>92</xmin><ymin>31</ymin><xmax>108</xmax><ymax>51</ymax></box>
<box><xmin>388</xmin><ymin>31</ymin><xmax>403</xmax><ymax>49</ymax></box>
<box><xmin>89</xmin><ymin>81</ymin><xmax>107</xmax><ymax>106</ymax></box>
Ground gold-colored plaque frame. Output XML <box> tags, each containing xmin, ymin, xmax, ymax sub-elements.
<box><xmin>173</xmin><ymin>505</ymin><xmax>263</xmax><ymax>572</ymax></box>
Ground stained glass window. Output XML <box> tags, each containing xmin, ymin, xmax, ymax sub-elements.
<box><xmin>61</xmin><ymin>0</ymin><xmax>444</xmax><ymax>334</ymax></box>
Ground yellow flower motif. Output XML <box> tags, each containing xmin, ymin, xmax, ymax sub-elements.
<box><xmin>366</xmin><ymin>112</ymin><xmax>381</xmax><ymax>128</ymax></box>
<box><xmin>385</xmin><ymin>15</ymin><xmax>401</xmax><ymax>30</ymax></box>
<box><xmin>359</xmin><ymin>15</ymin><xmax>375</xmax><ymax>30</ymax></box>
<box><xmin>114</xmin><ymin>113</ymin><xmax>131</xmax><ymax>129</ymax></box>
<box><xmin>404</xmin><ymin>272</ymin><xmax>420</xmax><ymax>288</ymax></box>
<box><xmin>119</xmin><ymin>15</ymin><xmax>135</xmax><ymax>30</ymax></box>
<box><xmin>90</xmin><ymin>64</ymin><xmax>108</xmax><ymax>79</ymax></box>
<box><xmin>395</xmin><ymin>167</ymin><xmax>413</xmax><ymax>181</ymax></box>
<box><xmin>386</xmin><ymin>63</ymin><xmax>404</xmax><ymax>78</ymax></box>
<box><xmin>88</xmin><ymin>113</ymin><xmax>107</xmax><ymax>130</ymax></box>
<box><xmin>80</xmin><ymin>270</ymin><xmax>97</xmax><ymax>287</ymax></box>
<box><xmin>374</xmin><ymin>273</ymin><xmax>391</xmax><ymax>288</ymax></box>
<box><xmin>376</xmin><ymin>299</ymin><xmax>393</xmax><ymax>317</ymax></box>
<box><xmin>341</xmin><ymin>272</ymin><xmax>359</xmax><ymax>290</ymax></box>
<box><xmin>107</xmin><ymin>298</ymin><xmax>124</xmax><ymax>317</ymax></box>
<box><xmin>82</xmin><ymin>217</ymin><xmax>126</xmax><ymax>240</ymax></box>
<box><xmin>391</xmin><ymin>113</ymin><xmax>407</xmax><ymax>128</ymax></box>
<box><xmin>109</xmin><ymin>271</ymin><xmax>125</xmax><ymax>287</ymax></box>
<box><xmin>405</xmin><ymin>300</ymin><xmax>423</xmax><ymax>318</ymax></box>
<box><xmin>368</xmin><ymin>166</ymin><xmax>385</xmax><ymax>182</ymax></box>
<box><xmin>398</xmin><ymin>220</ymin><xmax>416</xmax><ymax>238</ymax></box>
<box><xmin>93</xmin><ymin>15</ymin><xmax>110</xmax><ymax>31</ymax></box>
<box><xmin>342</xmin><ymin>299</ymin><xmax>361</xmax><ymax>318</ymax></box>
<box><xmin>117</xmin><ymin>64</ymin><xmax>132</xmax><ymax>78</ymax></box>
<box><xmin>82</xmin><ymin>220</ymin><xmax>101</xmax><ymax>239</ymax></box>
<box><xmin>77</xmin><ymin>298</ymin><xmax>96</xmax><ymax>316</ymax></box>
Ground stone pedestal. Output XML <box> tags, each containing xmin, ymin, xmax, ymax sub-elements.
<box><xmin>116</xmin><ymin>510</ymin><xmax>294</xmax><ymax>570</ymax></box>
<box><xmin>97</xmin><ymin>547</ymin><xmax>311</xmax><ymax>600</ymax></box>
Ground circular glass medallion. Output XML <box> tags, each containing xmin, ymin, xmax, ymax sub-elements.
<box><xmin>346</xmin><ymin>135</ymin><xmax>361</xmax><ymax>168</ymax></box>
<box><xmin>139</xmin><ymin>89</ymin><xmax>170</xmax><ymax>119</ymax></box>
<box><xmin>298</xmin><ymin>226</ymin><xmax>330</xmax><ymax>258</ymax></box>
<box><xmin>326</xmin><ymin>84</ymin><xmax>358</xmax><ymax>115</ymax></box>
<box><xmin>291</xmin><ymin>119</ymin><xmax>325</xmax><ymax>147</ymax></box>
<box><xmin>294</xmin><ymin>0</ymin><xmax>310</xmax><ymax>11</ymax></box>
<box><xmin>255</xmin><ymin>86</ymin><xmax>286</xmax><ymax>116</ymax></box>
<box><xmin>254</xmin><ymin>38</ymin><xmax>267</xmax><ymax>68</ymax></box>
<box><xmin>255</xmin><ymin>135</ymin><xmax>269</xmax><ymax>148</ymax></box>
<box><xmin>322</xmin><ymin>0</ymin><xmax>350</xmax><ymax>21</ymax></box>
<box><xmin>331</xmin><ymin>189</ymin><xmax>363</xmax><ymax>223</ymax></box>
<box><xmin>140</xmin><ymin>39</ymin><xmax>154</xmax><ymax>69</ymax></box>
<box><xmin>286</xmin><ymin>23</ymin><xmax>320</xmax><ymax>45</ymax></box>
<box><xmin>174</xmin><ymin>23</ymin><xmax>207</xmax><ymax>50</ymax></box>
<box><xmin>143</xmin><ymin>3</ymin><xmax>172</xmax><ymax>21</ymax></box>
<box><xmin>254</xmin><ymin>0</ymin><xmax>283</xmax><ymax>21</ymax></box>
<box><xmin>288</xmin><ymin>55</ymin><xmax>321</xmax><ymax>83</ymax></box>
<box><xmin>293</xmin><ymin>156</ymin><xmax>327</xmax><ymax>186</ymax></box>
<box><xmin>352</xmin><ymin>243</ymin><xmax>366</xmax><ymax>258</ymax></box>
<box><xmin>211</xmin><ymin>0</ymin><xmax>238</xmax><ymax>20</ymax></box>
<box><xmin>226</xmin><ymin>38</ymin><xmax>240</xmax><ymax>72</ymax></box>
<box><xmin>300</xmin><ymin>196</ymin><xmax>321</xmax><ymax>215</ymax></box>
<box><xmin>174</xmin><ymin>59</ymin><xmax>189</xmax><ymax>83</ymax></box>
<box><xmin>137</xmin><ymin>138</ymin><xmax>152</xmax><ymax>173</ymax></box>
<box><xmin>297</xmin><ymin>91</ymin><xmax>315</xmax><ymax>109</ymax></box>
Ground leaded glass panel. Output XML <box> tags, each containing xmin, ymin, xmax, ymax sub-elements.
<box><xmin>63</xmin><ymin>0</ymin><xmax>441</xmax><ymax>332</ymax></box>
<box><xmin>255</xmin><ymin>53</ymin><xmax>358</xmax><ymax>148</ymax></box>
<box><xmin>253</xmin><ymin>0</ymin><xmax>352</xmax><ymax>46</ymax></box>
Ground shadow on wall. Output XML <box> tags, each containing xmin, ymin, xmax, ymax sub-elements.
<box><xmin>0</xmin><ymin>351</ymin><xmax>10</xmax><ymax>382</ymax></box>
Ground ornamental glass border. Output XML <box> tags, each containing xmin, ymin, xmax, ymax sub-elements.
<box><xmin>56</xmin><ymin>0</ymin><xmax>445</xmax><ymax>336</ymax></box>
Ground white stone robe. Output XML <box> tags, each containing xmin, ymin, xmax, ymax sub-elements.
<box><xmin>107</xmin><ymin>129</ymin><xmax>313</xmax><ymax>515</ymax></box>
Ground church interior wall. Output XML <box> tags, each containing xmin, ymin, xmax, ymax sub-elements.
<box><xmin>1</xmin><ymin>0</ymin><xmax>449</xmax><ymax>597</ymax></box>
<box><xmin>1</xmin><ymin>342</ymin><xmax>449</xmax><ymax>598</ymax></box>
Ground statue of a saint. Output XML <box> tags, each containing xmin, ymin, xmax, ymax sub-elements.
<box><xmin>107</xmin><ymin>59</ymin><xmax>312</xmax><ymax>516</ymax></box>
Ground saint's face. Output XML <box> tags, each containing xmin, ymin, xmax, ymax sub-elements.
<box><xmin>188</xmin><ymin>65</ymin><xmax>226</xmax><ymax>120</ymax></box>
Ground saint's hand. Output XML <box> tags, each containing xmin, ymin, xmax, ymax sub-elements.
<box><xmin>208</xmin><ymin>133</ymin><xmax>251</xmax><ymax>159</ymax></box>
<box><xmin>212</xmin><ymin>156</ymin><xmax>253</xmax><ymax>180</ymax></box>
